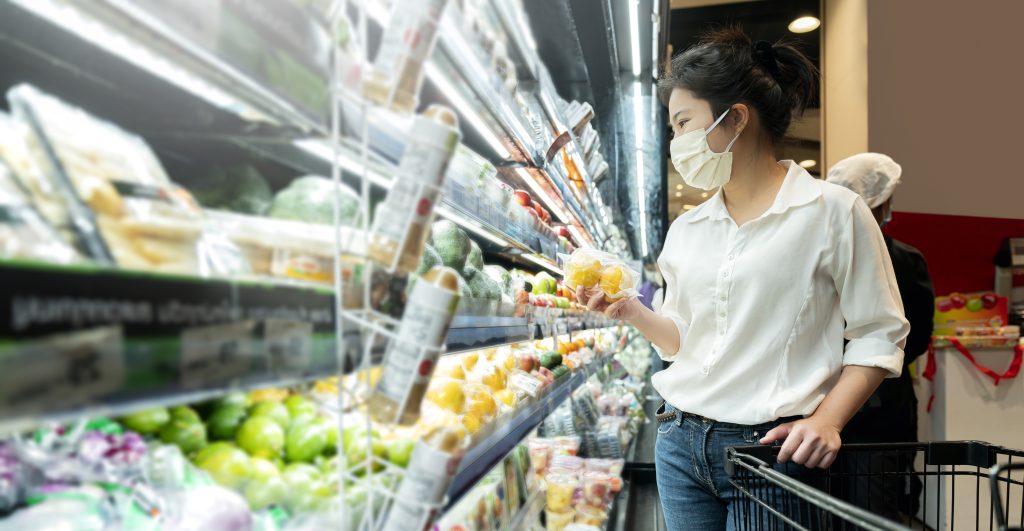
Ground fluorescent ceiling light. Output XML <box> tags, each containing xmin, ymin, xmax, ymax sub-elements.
<box><xmin>294</xmin><ymin>139</ymin><xmax>392</xmax><ymax>188</ymax></box>
<box><xmin>799</xmin><ymin>159</ymin><xmax>818</xmax><ymax>169</ymax></box>
<box><xmin>425</xmin><ymin>63</ymin><xmax>511</xmax><ymax>160</ymax></box>
<box><xmin>651</xmin><ymin>0</ymin><xmax>659</xmax><ymax>80</ymax></box>
<box><xmin>788</xmin><ymin>16</ymin><xmax>820</xmax><ymax>33</ymax></box>
<box><xmin>675</xmin><ymin>184</ymin><xmax>682</xmax><ymax>190</ymax></box>
<box><xmin>636</xmin><ymin>155</ymin><xmax>648</xmax><ymax>258</ymax></box>
<box><xmin>683</xmin><ymin>204</ymin><xmax>696</xmax><ymax>210</ymax></box>
<box><xmin>675</xmin><ymin>192</ymin><xmax>682</xmax><ymax>198</ymax></box>
<box><xmin>634</xmin><ymin>83</ymin><xmax>645</xmax><ymax>150</ymax></box>
<box><xmin>434</xmin><ymin>205</ymin><xmax>508</xmax><ymax>246</ymax></box>
<box><xmin>516</xmin><ymin>167</ymin><xmax>571</xmax><ymax>224</ymax></box>
<box><xmin>629</xmin><ymin>0</ymin><xmax>641</xmax><ymax>77</ymax></box>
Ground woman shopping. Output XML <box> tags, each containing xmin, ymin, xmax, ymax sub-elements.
<box><xmin>577</xmin><ymin>28</ymin><xmax>909</xmax><ymax>531</ymax></box>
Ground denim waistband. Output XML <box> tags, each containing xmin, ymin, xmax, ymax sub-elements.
<box><xmin>655</xmin><ymin>402</ymin><xmax>801</xmax><ymax>431</ymax></box>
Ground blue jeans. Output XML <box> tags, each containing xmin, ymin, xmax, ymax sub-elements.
<box><xmin>655</xmin><ymin>404</ymin><xmax>809</xmax><ymax>531</ymax></box>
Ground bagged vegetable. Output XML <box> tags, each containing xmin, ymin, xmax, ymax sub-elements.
<box><xmin>562</xmin><ymin>248</ymin><xmax>639</xmax><ymax>301</ymax></box>
<box><xmin>269</xmin><ymin>175</ymin><xmax>361</xmax><ymax>227</ymax></box>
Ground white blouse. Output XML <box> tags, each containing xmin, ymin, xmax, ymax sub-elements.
<box><xmin>653</xmin><ymin>161</ymin><xmax>909</xmax><ymax>425</ymax></box>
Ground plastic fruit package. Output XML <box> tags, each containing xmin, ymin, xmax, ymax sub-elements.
<box><xmin>546</xmin><ymin>508</ymin><xmax>575</xmax><ymax>531</ymax></box>
<box><xmin>561</xmin><ymin>248</ymin><xmax>639</xmax><ymax>300</ymax></box>
<box><xmin>545</xmin><ymin>473</ymin><xmax>577</xmax><ymax>512</ymax></box>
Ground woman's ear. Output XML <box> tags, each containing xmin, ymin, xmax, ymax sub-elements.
<box><xmin>729</xmin><ymin>103</ymin><xmax>750</xmax><ymax>136</ymax></box>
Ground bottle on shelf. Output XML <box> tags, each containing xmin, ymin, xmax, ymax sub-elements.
<box><xmin>368</xmin><ymin>105</ymin><xmax>460</xmax><ymax>274</ymax></box>
<box><xmin>368</xmin><ymin>265</ymin><xmax>461</xmax><ymax>425</ymax></box>
<box><xmin>381</xmin><ymin>425</ymin><xmax>466</xmax><ymax>531</ymax></box>
<box><xmin>363</xmin><ymin>0</ymin><xmax>449</xmax><ymax>113</ymax></box>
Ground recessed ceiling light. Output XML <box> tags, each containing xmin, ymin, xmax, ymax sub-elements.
<box><xmin>675</xmin><ymin>184</ymin><xmax>683</xmax><ymax>190</ymax></box>
<box><xmin>675</xmin><ymin>191</ymin><xmax>682</xmax><ymax>197</ymax></box>
<box><xmin>788</xmin><ymin>16</ymin><xmax>820</xmax><ymax>33</ymax></box>
<box><xmin>683</xmin><ymin>204</ymin><xmax>696</xmax><ymax>210</ymax></box>
<box><xmin>701</xmin><ymin>192</ymin><xmax>708</xmax><ymax>198</ymax></box>
<box><xmin>799</xmin><ymin>159</ymin><xmax>817</xmax><ymax>168</ymax></box>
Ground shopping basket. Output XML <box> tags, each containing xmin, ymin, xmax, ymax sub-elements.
<box><xmin>725</xmin><ymin>441</ymin><xmax>1024</xmax><ymax>530</ymax></box>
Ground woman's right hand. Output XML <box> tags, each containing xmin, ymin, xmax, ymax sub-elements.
<box><xmin>576</xmin><ymin>286</ymin><xmax>644</xmax><ymax>321</ymax></box>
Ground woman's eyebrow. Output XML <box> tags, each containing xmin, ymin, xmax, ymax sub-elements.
<box><xmin>671</xmin><ymin>109</ymin><xmax>690</xmax><ymax>121</ymax></box>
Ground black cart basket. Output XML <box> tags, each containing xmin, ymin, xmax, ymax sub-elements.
<box><xmin>726</xmin><ymin>441</ymin><xmax>1024</xmax><ymax>530</ymax></box>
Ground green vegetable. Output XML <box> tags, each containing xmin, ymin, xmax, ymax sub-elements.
<box><xmin>270</xmin><ymin>176</ymin><xmax>360</xmax><ymax>226</ymax></box>
<box><xmin>159</xmin><ymin>419</ymin><xmax>208</xmax><ymax>454</ymax></box>
<box><xmin>386</xmin><ymin>439</ymin><xmax>415</xmax><ymax>468</ymax></box>
<box><xmin>467</xmin><ymin>240</ymin><xmax>484</xmax><ymax>270</ymax></box>
<box><xmin>483</xmin><ymin>265</ymin><xmax>512</xmax><ymax>296</ymax></box>
<box><xmin>191</xmin><ymin>165</ymin><xmax>273</xmax><ymax>215</ymax></box>
<box><xmin>465</xmin><ymin>266</ymin><xmax>502</xmax><ymax>300</ymax></box>
<box><xmin>539</xmin><ymin>351</ymin><xmax>563</xmax><ymax>370</ymax></box>
<box><xmin>236</xmin><ymin>416</ymin><xmax>285</xmax><ymax>459</ymax></box>
<box><xmin>552</xmin><ymin>365</ymin><xmax>570</xmax><ymax>379</ymax></box>
<box><xmin>249</xmin><ymin>401</ymin><xmax>291</xmax><ymax>430</ymax></box>
<box><xmin>456</xmin><ymin>274</ymin><xmax>472</xmax><ymax>299</ymax></box>
<box><xmin>416</xmin><ymin>245</ymin><xmax>442</xmax><ymax>276</ymax></box>
<box><xmin>170</xmin><ymin>406</ymin><xmax>201</xmax><ymax>424</ymax></box>
<box><xmin>245</xmin><ymin>477</ymin><xmax>289</xmax><ymax>510</ymax></box>
<box><xmin>120</xmin><ymin>407</ymin><xmax>170</xmax><ymax>434</ymax></box>
<box><xmin>284</xmin><ymin>395</ymin><xmax>317</xmax><ymax>420</ymax></box>
<box><xmin>196</xmin><ymin>445</ymin><xmax>252</xmax><ymax>489</ymax></box>
<box><xmin>431</xmin><ymin>220</ymin><xmax>471</xmax><ymax>272</ymax></box>
<box><xmin>206</xmin><ymin>405</ymin><xmax>248</xmax><ymax>441</ymax></box>
<box><xmin>285</xmin><ymin>420</ymin><xmax>329</xmax><ymax>463</ymax></box>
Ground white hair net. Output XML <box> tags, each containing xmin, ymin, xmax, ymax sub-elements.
<box><xmin>826</xmin><ymin>153</ymin><xmax>902</xmax><ymax>209</ymax></box>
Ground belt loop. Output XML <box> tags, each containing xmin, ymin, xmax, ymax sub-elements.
<box><xmin>676</xmin><ymin>410</ymin><xmax>683</xmax><ymax>426</ymax></box>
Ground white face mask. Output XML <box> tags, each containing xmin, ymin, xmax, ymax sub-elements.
<box><xmin>670</xmin><ymin>109</ymin><xmax>741</xmax><ymax>191</ymax></box>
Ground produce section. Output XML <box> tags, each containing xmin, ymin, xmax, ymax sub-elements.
<box><xmin>0</xmin><ymin>0</ymin><xmax>648</xmax><ymax>529</ymax></box>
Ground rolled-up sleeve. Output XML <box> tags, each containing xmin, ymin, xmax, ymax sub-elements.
<box><xmin>831</xmin><ymin>199</ymin><xmax>910</xmax><ymax>377</ymax></box>
<box><xmin>653</xmin><ymin>256</ymin><xmax>689</xmax><ymax>361</ymax></box>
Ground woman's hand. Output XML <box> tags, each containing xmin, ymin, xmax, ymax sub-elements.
<box><xmin>759</xmin><ymin>415</ymin><xmax>842</xmax><ymax>469</ymax></box>
<box><xmin>576</xmin><ymin>286</ymin><xmax>644</xmax><ymax>321</ymax></box>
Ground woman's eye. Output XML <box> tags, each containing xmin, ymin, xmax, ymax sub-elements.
<box><xmin>676</xmin><ymin>120</ymin><xmax>688</xmax><ymax>129</ymax></box>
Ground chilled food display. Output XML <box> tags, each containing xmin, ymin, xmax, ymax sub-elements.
<box><xmin>0</xmin><ymin>0</ymin><xmax>643</xmax><ymax>530</ymax></box>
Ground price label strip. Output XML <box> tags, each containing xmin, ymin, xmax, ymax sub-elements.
<box><xmin>264</xmin><ymin>319</ymin><xmax>313</xmax><ymax>376</ymax></box>
<box><xmin>0</xmin><ymin>326</ymin><xmax>124</xmax><ymax>418</ymax></box>
<box><xmin>180</xmin><ymin>321</ymin><xmax>255</xmax><ymax>389</ymax></box>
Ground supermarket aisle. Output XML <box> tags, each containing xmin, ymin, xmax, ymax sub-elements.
<box><xmin>610</xmin><ymin>379</ymin><xmax>667</xmax><ymax>531</ymax></box>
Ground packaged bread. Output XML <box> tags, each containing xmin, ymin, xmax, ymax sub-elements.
<box><xmin>8</xmin><ymin>84</ymin><xmax>204</xmax><ymax>272</ymax></box>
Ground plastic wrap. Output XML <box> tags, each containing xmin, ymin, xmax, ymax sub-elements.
<box><xmin>0</xmin><ymin>159</ymin><xmax>80</xmax><ymax>264</ymax></box>
<box><xmin>8</xmin><ymin>85</ymin><xmax>206</xmax><ymax>272</ymax></box>
<box><xmin>562</xmin><ymin>249</ymin><xmax>639</xmax><ymax>301</ymax></box>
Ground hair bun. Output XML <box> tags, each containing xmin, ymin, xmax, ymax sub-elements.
<box><xmin>753</xmin><ymin>40</ymin><xmax>780</xmax><ymax>76</ymax></box>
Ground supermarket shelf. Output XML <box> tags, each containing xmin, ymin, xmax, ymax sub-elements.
<box><xmin>508</xmin><ymin>489</ymin><xmax>545</xmax><ymax>531</ymax></box>
<box><xmin>0</xmin><ymin>0</ymin><xmax>326</xmax><ymax>135</ymax></box>
<box><xmin>0</xmin><ymin>259</ymin><xmax>613</xmax><ymax>434</ymax></box>
<box><xmin>445</xmin><ymin>355</ymin><xmax>608</xmax><ymax>509</ymax></box>
<box><xmin>0</xmin><ymin>260</ymin><xmax>337</xmax><ymax>436</ymax></box>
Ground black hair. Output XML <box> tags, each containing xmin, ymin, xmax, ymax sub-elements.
<box><xmin>657</xmin><ymin>26</ymin><xmax>818</xmax><ymax>144</ymax></box>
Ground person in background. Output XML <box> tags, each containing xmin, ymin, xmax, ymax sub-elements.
<box><xmin>827</xmin><ymin>153</ymin><xmax>934</xmax><ymax>524</ymax></box>
<box><xmin>638</xmin><ymin>263</ymin><xmax>663</xmax><ymax>310</ymax></box>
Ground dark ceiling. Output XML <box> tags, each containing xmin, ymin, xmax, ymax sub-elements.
<box><xmin>668</xmin><ymin>0</ymin><xmax>821</xmax><ymax>93</ymax></box>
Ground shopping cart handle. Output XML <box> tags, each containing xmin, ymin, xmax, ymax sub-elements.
<box><xmin>725</xmin><ymin>444</ymin><xmax>782</xmax><ymax>475</ymax></box>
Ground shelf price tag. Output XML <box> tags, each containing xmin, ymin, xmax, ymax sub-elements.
<box><xmin>0</xmin><ymin>326</ymin><xmax>124</xmax><ymax>417</ymax></box>
<box><xmin>264</xmin><ymin>319</ymin><xmax>313</xmax><ymax>376</ymax></box>
<box><xmin>180</xmin><ymin>321</ymin><xmax>255</xmax><ymax>389</ymax></box>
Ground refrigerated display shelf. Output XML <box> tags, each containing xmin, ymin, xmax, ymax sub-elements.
<box><xmin>0</xmin><ymin>0</ymin><xmax>327</xmax><ymax>135</ymax></box>
<box><xmin>445</xmin><ymin>354</ymin><xmax>609</xmax><ymax>510</ymax></box>
<box><xmin>507</xmin><ymin>489</ymin><xmax>545</xmax><ymax>531</ymax></box>
<box><xmin>0</xmin><ymin>260</ymin><xmax>614</xmax><ymax>433</ymax></box>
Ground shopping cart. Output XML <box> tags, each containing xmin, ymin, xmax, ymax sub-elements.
<box><xmin>725</xmin><ymin>441</ymin><xmax>1024</xmax><ymax>530</ymax></box>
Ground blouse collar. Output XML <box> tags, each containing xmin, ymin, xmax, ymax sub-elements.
<box><xmin>685</xmin><ymin>160</ymin><xmax>822</xmax><ymax>223</ymax></box>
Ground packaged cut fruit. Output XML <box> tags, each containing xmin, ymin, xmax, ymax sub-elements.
<box><xmin>561</xmin><ymin>248</ymin><xmax>639</xmax><ymax>301</ymax></box>
<box><xmin>545</xmin><ymin>472</ymin><xmax>578</xmax><ymax>512</ymax></box>
<box><xmin>8</xmin><ymin>85</ymin><xmax>207</xmax><ymax>272</ymax></box>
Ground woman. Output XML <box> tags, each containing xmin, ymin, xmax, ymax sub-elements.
<box><xmin>578</xmin><ymin>28</ymin><xmax>909</xmax><ymax>530</ymax></box>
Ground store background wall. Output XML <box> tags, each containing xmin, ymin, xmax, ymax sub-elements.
<box><xmin>865</xmin><ymin>0</ymin><xmax>1024</xmax><ymax>294</ymax></box>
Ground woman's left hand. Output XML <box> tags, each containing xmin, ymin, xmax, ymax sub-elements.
<box><xmin>759</xmin><ymin>416</ymin><xmax>842</xmax><ymax>469</ymax></box>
